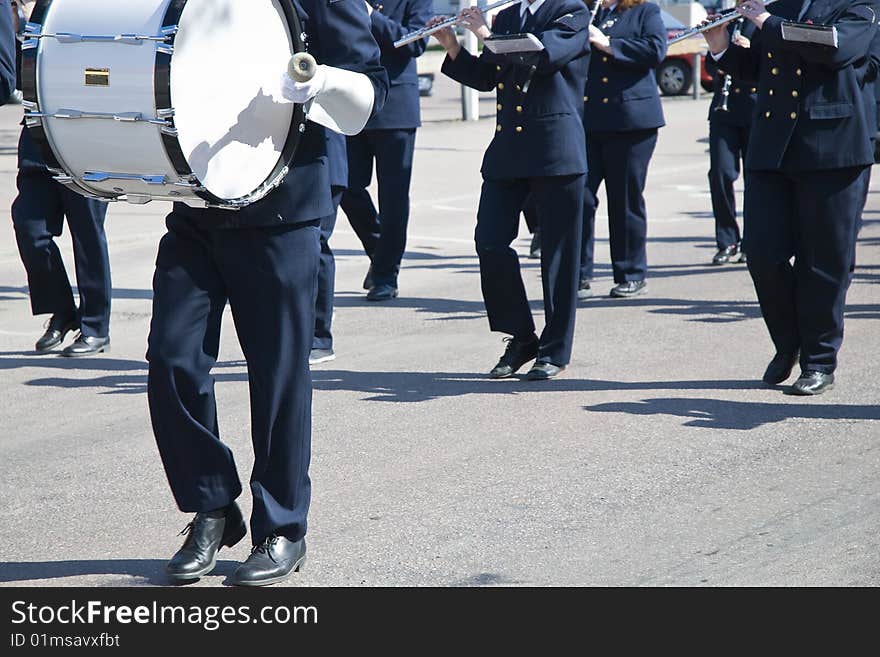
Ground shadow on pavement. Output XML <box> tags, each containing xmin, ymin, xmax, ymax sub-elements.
<box><xmin>583</xmin><ymin>397</ymin><xmax>880</xmax><ymax>430</ymax></box>
<box><xmin>0</xmin><ymin>559</ymin><xmax>239</xmax><ymax>586</ymax></box>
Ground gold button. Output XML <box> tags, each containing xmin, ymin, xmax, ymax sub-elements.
<box><xmin>516</xmin><ymin>84</ymin><xmax>521</xmax><ymax>91</ymax></box>
<box><xmin>602</xmin><ymin>77</ymin><xmax>608</xmax><ymax>83</ymax></box>
<box><xmin>496</xmin><ymin>65</ymin><xmax>501</xmax><ymax>71</ymax></box>
<box><xmin>767</xmin><ymin>52</ymin><xmax>773</xmax><ymax>59</ymax></box>
<box><xmin>497</xmin><ymin>104</ymin><xmax>502</xmax><ymax>111</ymax></box>
<box><xmin>496</xmin><ymin>124</ymin><xmax>502</xmax><ymax>132</ymax></box>
<box><xmin>583</xmin><ymin>95</ymin><xmax>589</xmax><ymax>102</ymax></box>
<box><xmin>796</xmin><ymin>68</ymin><xmax>802</xmax><ymax>76</ymax></box>
<box><xmin>771</xmin><ymin>67</ymin><xmax>779</xmax><ymax>75</ymax></box>
<box><xmin>790</xmin><ymin>112</ymin><xmax>797</xmax><ymax>119</ymax></box>
<box><xmin>769</xmin><ymin>89</ymin><xmax>774</xmax><ymax>96</ymax></box>
<box><xmin>602</xmin><ymin>56</ymin><xmax>608</xmax><ymax>62</ymax></box>
<box><xmin>515</xmin><ymin>126</ymin><xmax>523</xmax><ymax>133</ymax></box>
<box><xmin>765</xmin><ymin>111</ymin><xmax>771</xmax><ymax>118</ymax></box>
<box><xmin>751</xmin><ymin>87</ymin><xmax>757</xmax><ymax>93</ymax></box>
<box><xmin>734</xmin><ymin>88</ymin><xmax>741</xmax><ymax>94</ymax></box>
<box><xmin>498</xmin><ymin>82</ymin><xmax>504</xmax><ymax>90</ymax></box>
<box><xmin>516</xmin><ymin>105</ymin><xmax>523</xmax><ymax>113</ymax></box>
<box><xmin>602</xmin><ymin>97</ymin><xmax>609</xmax><ymax>104</ymax></box>
<box><xmin>791</xmin><ymin>90</ymin><xmax>798</xmax><ymax>98</ymax></box>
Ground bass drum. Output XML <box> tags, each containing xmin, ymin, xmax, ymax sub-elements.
<box><xmin>21</xmin><ymin>0</ymin><xmax>306</xmax><ymax>208</ymax></box>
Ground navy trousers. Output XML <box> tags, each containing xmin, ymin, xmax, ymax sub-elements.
<box><xmin>340</xmin><ymin>128</ymin><xmax>416</xmax><ymax>288</ymax></box>
<box><xmin>743</xmin><ymin>166</ymin><xmax>870</xmax><ymax>374</ymax></box>
<box><xmin>313</xmin><ymin>188</ymin><xmax>344</xmax><ymax>351</ymax></box>
<box><xmin>11</xmin><ymin>169</ymin><xmax>111</xmax><ymax>337</ymax></box>
<box><xmin>708</xmin><ymin>122</ymin><xmax>749</xmax><ymax>250</ymax></box>
<box><xmin>581</xmin><ymin>129</ymin><xmax>657</xmax><ymax>283</ymax></box>
<box><xmin>476</xmin><ymin>174</ymin><xmax>584</xmax><ymax>366</ymax></box>
<box><xmin>147</xmin><ymin>213</ymin><xmax>320</xmax><ymax>544</ymax></box>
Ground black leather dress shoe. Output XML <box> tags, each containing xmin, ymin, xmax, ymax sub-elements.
<box><xmin>525</xmin><ymin>361</ymin><xmax>565</xmax><ymax>380</ymax></box>
<box><xmin>529</xmin><ymin>231</ymin><xmax>541</xmax><ymax>259</ymax></box>
<box><xmin>791</xmin><ymin>370</ymin><xmax>835</xmax><ymax>396</ymax></box>
<box><xmin>577</xmin><ymin>279</ymin><xmax>592</xmax><ymax>300</ymax></box>
<box><xmin>366</xmin><ymin>284</ymin><xmax>398</xmax><ymax>301</ymax></box>
<box><xmin>362</xmin><ymin>264</ymin><xmax>374</xmax><ymax>291</ymax></box>
<box><xmin>609</xmin><ymin>280</ymin><xmax>647</xmax><ymax>298</ymax></box>
<box><xmin>489</xmin><ymin>334</ymin><xmax>539</xmax><ymax>378</ymax></box>
<box><xmin>712</xmin><ymin>244</ymin><xmax>740</xmax><ymax>265</ymax></box>
<box><xmin>35</xmin><ymin>314</ymin><xmax>78</xmax><ymax>353</ymax></box>
<box><xmin>231</xmin><ymin>535</ymin><xmax>306</xmax><ymax>587</ymax></box>
<box><xmin>762</xmin><ymin>351</ymin><xmax>798</xmax><ymax>385</ymax></box>
<box><xmin>167</xmin><ymin>503</ymin><xmax>246</xmax><ymax>581</ymax></box>
<box><xmin>60</xmin><ymin>334</ymin><xmax>110</xmax><ymax>357</ymax></box>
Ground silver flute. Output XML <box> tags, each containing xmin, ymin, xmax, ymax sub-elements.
<box><xmin>668</xmin><ymin>0</ymin><xmax>777</xmax><ymax>45</ymax></box>
<box><xmin>715</xmin><ymin>17</ymin><xmax>744</xmax><ymax>112</ymax></box>
<box><xmin>394</xmin><ymin>0</ymin><xmax>518</xmax><ymax>48</ymax></box>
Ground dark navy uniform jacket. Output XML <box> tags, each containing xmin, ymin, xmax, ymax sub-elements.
<box><xmin>582</xmin><ymin>1</ymin><xmax>666</xmax><ymax>133</ymax></box>
<box><xmin>326</xmin><ymin>130</ymin><xmax>348</xmax><ymax>189</ymax></box>
<box><xmin>441</xmin><ymin>0</ymin><xmax>591</xmax><ymax>179</ymax></box>
<box><xmin>706</xmin><ymin>20</ymin><xmax>758</xmax><ymax>126</ymax></box>
<box><xmin>866</xmin><ymin>30</ymin><xmax>880</xmax><ymax>131</ymax></box>
<box><xmin>174</xmin><ymin>0</ymin><xmax>388</xmax><ymax>228</ymax></box>
<box><xmin>0</xmin><ymin>0</ymin><xmax>15</xmax><ymax>103</ymax></box>
<box><xmin>364</xmin><ymin>0</ymin><xmax>433</xmax><ymax>129</ymax></box>
<box><xmin>718</xmin><ymin>0</ymin><xmax>880</xmax><ymax>171</ymax></box>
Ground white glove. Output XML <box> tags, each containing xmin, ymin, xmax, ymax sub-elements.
<box><xmin>280</xmin><ymin>64</ymin><xmax>327</xmax><ymax>104</ymax></box>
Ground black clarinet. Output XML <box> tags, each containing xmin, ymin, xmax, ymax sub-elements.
<box><xmin>714</xmin><ymin>17</ymin><xmax>744</xmax><ymax>113</ymax></box>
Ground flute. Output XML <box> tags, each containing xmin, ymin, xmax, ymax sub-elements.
<box><xmin>668</xmin><ymin>0</ymin><xmax>777</xmax><ymax>45</ymax></box>
<box><xmin>394</xmin><ymin>0</ymin><xmax>518</xmax><ymax>48</ymax></box>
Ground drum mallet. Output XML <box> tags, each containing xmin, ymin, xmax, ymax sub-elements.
<box><xmin>288</xmin><ymin>52</ymin><xmax>318</xmax><ymax>82</ymax></box>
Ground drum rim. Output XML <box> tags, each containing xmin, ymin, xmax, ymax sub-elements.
<box><xmin>159</xmin><ymin>0</ymin><xmax>307</xmax><ymax>208</ymax></box>
<box><xmin>21</xmin><ymin>0</ymin><xmax>308</xmax><ymax>209</ymax></box>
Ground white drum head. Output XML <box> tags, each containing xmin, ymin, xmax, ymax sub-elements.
<box><xmin>171</xmin><ymin>0</ymin><xmax>295</xmax><ymax>201</ymax></box>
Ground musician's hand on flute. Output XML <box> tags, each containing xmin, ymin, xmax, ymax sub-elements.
<box><xmin>733</xmin><ymin>34</ymin><xmax>751</xmax><ymax>48</ymax></box>
<box><xmin>700</xmin><ymin>16</ymin><xmax>731</xmax><ymax>55</ymax></box>
<box><xmin>588</xmin><ymin>24</ymin><xmax>612</xmax><ymax>53</ymax></box>
<box><xmin>738</xmin><ymin>0</ymin><xmax>770</xmax><ymax>29</ymax></box>
<box><xmin>426</xmin><ymin>16</ymin><xmax>461</xmax><ymax>59</ymax></box>
<box><xmin>457</xmin><ymin>5</ymin><xmax>491</xmax><ymax>40</ymax></box>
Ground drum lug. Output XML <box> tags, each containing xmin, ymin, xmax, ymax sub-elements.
<box><xmin>157</xmin><ymin>44</ymin><xmax>174</xmax><ymax>56</ymax></box>
<box><xmin>50</xmin><ymin>173</ymin><xmax>108</xmax><ymax>200</ymax></box>
<box><xmin>83</xmin><ymin>171</ymin><xmax>167</xmax><ymax>186</ymax></box>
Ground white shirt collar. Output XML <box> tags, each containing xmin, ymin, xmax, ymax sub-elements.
<box><xmin>520</xmin><ymin>0</ymin><xmax>546</xmax><ymax>18</ymax></box>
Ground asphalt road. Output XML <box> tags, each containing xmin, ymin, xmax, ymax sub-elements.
<box><xmin>1</xmin><ymin>75</ymin><xmax>878</xmax><ymax>587</ymax></box>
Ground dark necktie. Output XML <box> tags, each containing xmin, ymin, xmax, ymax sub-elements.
<box><xmin>593</xmin><ymin>6</ymin><xmax>607</xmax><ymax>25</ymax></box>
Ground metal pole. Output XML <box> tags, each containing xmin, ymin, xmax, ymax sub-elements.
<box><xmin>692</xmin><ymin>52</ymin><xmax>700</xmax><ymax>100</ymax></box>
<box><xmin>461</xmin><ymin>29</ymin><xmax>479</xmax><ymax>120</ymax></box>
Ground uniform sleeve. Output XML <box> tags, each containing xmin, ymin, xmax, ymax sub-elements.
<box><xmin>759</xmin><ymin>0</ymin><xmax>880</xmax><ymax>69</ymax></box>
<box><xmin>531</xmin><ymin>7</ymin><xmax>591</xmax><ymax>75</ymax></box>
<box><xmin>0</xmin><ymin>0</ymin><xmax>17</xmax><ymax>104</ymax></box>
<box><xmin>369</xmin><ymin>0</ymin><xmax>433</xmax><ymax>59</ymax></box>
<box><xmin>441</xmin><ymin>47</ymin><xmax>500</xmax><ymax>91</ymax></box>
<box><xmin>609</xmin><ymin>3</ymin><xmax>667</xmax><ymax>70</ymax></box>
<box><xmin>312</xmin><ymin>0</ymin><xmax>390</xmax><ymax>120</ymax></box>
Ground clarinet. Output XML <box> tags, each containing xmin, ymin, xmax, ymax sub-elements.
<box><xmin>714</xmin><ymin>17</ymin><xmax>744</xmax><ymax>113</ymax></box>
